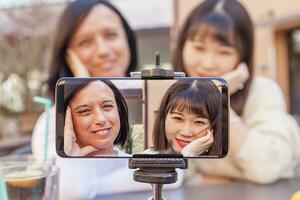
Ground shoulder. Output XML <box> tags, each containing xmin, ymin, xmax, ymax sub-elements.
<box><xmin>31</xmin><ymin>105</ymin><xmax>56</xmax><ymax>157</ymax></box>
<box><xmin>33</xmin><ymin>106</ymin><xmax>56</xmax><ymax>133</ymax></box>
<box><xmin>142</xmin><ymin>149</ymin><xmax>159</xmax><ymax>154</ymax></box>
<box><xmin>250</xmin><ymin>76</ymin><xmax>283</xmax><ymax>97</ymax></box>
<box><xmin>251</xmin><ymin>76</ymin><xmax>281</xmax><ymax>90</ymax></box>
<box><xmin>115</xmin><ymin>147</ymin><xmax>131</xmax><ymax>157</ymax></box>
<box><xmin>246</xmin><ymin>76</ymin><xmax>286</xmax><ymax>111</ymax></box>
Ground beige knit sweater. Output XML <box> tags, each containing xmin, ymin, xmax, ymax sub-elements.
<box><xmin>186</xmin><ymin>76</ymin><xmax>300</xmax><ymax>184</ymax></box>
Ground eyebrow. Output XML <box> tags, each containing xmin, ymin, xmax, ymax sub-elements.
<box><xmin>171</xmin><ymin>110</ymin><xmax>209</xmax><ymax>120</ymax></box>
<box><xmin>101</xmin><ymin>99</ymin><xmax>114</xmax><ymax>104</ymax></box>
<box><xmin>70</xmin><ymin>33</ymin><xmax>93</xmax><ymax>44</ymax></box>
<box><xmin>73</xmin><ymin>105</ymin><xmax>90</xmax><ymax>111</ymax></box>
<box><xmin>170</xmin><ymin>111</ymin><xmax>184</xmax><ymax>116</ymax></box>
<box><xmin>72</xmin><ymin>26</ymin><xmax>119</xmax><ymax>41</ymax></box>
<box><xmin>74</xmin><ymin>99</ymin><xmax>115</xmax><ymax>110</ymax></box>
<box><xmin>195</xmin><ymin>118</ymin><xmax>209</xmax><ymax>122</ymax></box>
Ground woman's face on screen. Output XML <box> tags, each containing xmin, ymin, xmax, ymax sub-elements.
<box><xmin>165</xmin><ymin>108</ymin><xmax>211</xmax><ymax>152</ymax></box>
<box><xmin>70</xmin><ymin>81</ymin><xmax>120</xmax><ymax>155</ymax></box>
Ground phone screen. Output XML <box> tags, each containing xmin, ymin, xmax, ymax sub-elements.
<box><xmin>56</xmin><ymin>77</ymin><xmax>228</xmax><ymax>158</ymax></box>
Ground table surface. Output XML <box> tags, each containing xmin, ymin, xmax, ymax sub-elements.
<box><xmin>100</xmin><ymin>166</ymin><xmax>300</xmax><ymax>200</ymax></box>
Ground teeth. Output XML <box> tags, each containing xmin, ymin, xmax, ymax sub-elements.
<box><xmin>93</xmin><ymin>129</ymin><xmax>110</xmax><ymax>137</ymax></box>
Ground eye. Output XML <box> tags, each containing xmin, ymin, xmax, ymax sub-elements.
<box><xmin>77</xmin><ymin>109</ymin><xmax>91</xmax><ymax>116</ymax></box>
<box><xmin>104</xmin><ymin>31</ymin><xmax>118</xmax><ymax>40</ymax></box>
<box><xmin>102</xmin><ymin>104</ymin><xmax>114</xmax><ymax>111</ymax></box>
<box><xmin>77</xmin><ymin>38</ymin><xmax>93</xmax><ymax>47</ymax></box>
<box><xmin>193</xmin><ymin>44</ymin><xmax>205</xmax><ymax>51</ymax></box>
<box><xmin>218</xmin><ymin>47</ymin><xmax>235</xmax><ymax>56</ymax></box>
<box><xmin>195</xmin><ymin>121</ymin><xmax>206</xmax><ymax>125</ymax></box>
<box><xmin>172</xmin><ymin>116</ymin><xmax>183</xmax><ymax>121</ymax></box>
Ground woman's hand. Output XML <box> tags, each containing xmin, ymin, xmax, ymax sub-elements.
<box><xmin>181</xmin><ymin>130</ymin><xmax>214</xmax><ymax>157</ymax></box>
<box><xmin>221</xmin><ymin>62</ymin><xmax>249</xmax><ymax>95</ymax></box>
<box><xmin>66</xmin><ymin>49</ymin><xmax>90</xmax><ymax>77</ymax></box>
<box><xmin>64</xmin><ymin>106</ymin><xmax>98</xmax><ymax>156</ymax></box>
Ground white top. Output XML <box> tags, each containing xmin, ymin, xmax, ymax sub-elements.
<box><xmin>187</xmin><ymin>76</ymin><xmax>300</xmax><ymax>184</ymax></box>
<box><xmin>31</xmin><ymin>106</ymin><xmax>183</xmax><ymax>200</ymax></box>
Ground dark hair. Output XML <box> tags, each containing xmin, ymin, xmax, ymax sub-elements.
<box><xmin>173</xmin><ymin>0</ymin><xmax>254</xmax><ymax>115</ymax></box>
<box><xmin>152</xmin><ymin>79</ymin><xmax>222</xmax><ymax>156</ymax></box>
<box><xmin>64</xmin><ymin>79</ymin><xmax>129</xmax><ymax>146</ymax></box>
<box><xmin>48</xmin><ymin>0</ymin><xmax>137</xmax><ymax>99</ymax></box>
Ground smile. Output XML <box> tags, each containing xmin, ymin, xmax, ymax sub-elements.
<box><xmin>175</xmin><ymin>138</ymin><xmax>191</xmax><ymax>148</ymax></box>
<box><xmin>95</xmin><ymin>61</ymin><xmax>116</xmax><ymax>68</ymax></box>
<box><xmin>197</xmin><ymin>71</ymin><xmax>219</xmax><ymax>77</ymax></box>
<box><xmin>91</xmin><ymin>127</ymin><xmax>111</xmax><ymax>137</ymax></box>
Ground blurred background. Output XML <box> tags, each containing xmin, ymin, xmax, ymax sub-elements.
<box><xmin>0</xmin><ymin>0</ymin><xmax>299</xmax><ymax>155</ymax></box>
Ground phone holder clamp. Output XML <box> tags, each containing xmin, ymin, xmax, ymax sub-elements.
<box><xmin>130</xmin><ymin>52</ymin><xmax>185</xmax><ymax>79</ymax></box>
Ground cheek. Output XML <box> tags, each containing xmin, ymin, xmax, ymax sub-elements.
<box><xmin>112</xmin><ymin>38</ymin><xmax>130</xmax><ymax>67</ymax></box>
<box><xmin>215</xmin><ymin>53</ymin><xmax>240</xmax><ymax>74</ymax></box>
<box><xmin>182</xmin><ymin>42</ymin><xmax>197</xmax><ymax>68</ymax></box>
<box><xmin>72</xmin><ymin>116</ymin><xmax>92</xmax><ymax>139</ymax></box>
<box><xmin>195</xmin><ymin>128</ymin><xmax>208</xmax><ymax>138</ymax></box>
<box><xmin>217</xmin><ymin>58</ymin><xmax>238</xmax><ymax>74</ymax></box>
<box><xmin>74</xmin><ymin>48</ymin><xmax>94</xmax><ymax>66</ymax></box>
<box><xmin>164</xmin><ymin>118</ymin><xmax>178</xmax><ymax>140</ymax></box>
<box><xmin>182</xmin><ymin>43</ymin><xmax>202</xmax><ymax>75</ymax></box>
<box><xmin>106</xmin><ymin>110</ymin><xmax>120</xmax><ymax>133</ymax></box>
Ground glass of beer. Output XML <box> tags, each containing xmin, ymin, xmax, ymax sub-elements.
<box><xmin>0</xmin><ymin>155</ymin><xmax>59</xmax><ymax>200</ymax></box>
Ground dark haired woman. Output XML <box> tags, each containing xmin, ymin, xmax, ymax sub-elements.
<box><xmin>47</xmin><ymin>0</ymin><xmax>137</xmax><ymax>99</ymax></box>
<box><xmin>63</xmin><ymin>79</ymin><xmax>129</xmax><ymax>156</ymax></box>
<box><xmin>174</xmin><ymin>0</ymin><xmax>300</xmax><ymax>184</ymax></box>
<box><xmin>152</xmin><ymin>79</ymin><xmax>222</xmax><ymax>157</ymax></box>
<box><xmin>30</xmin><ymin>1</ymin><xmax>176</xmax><ymax>199</ymax></box>
<box><xmin>33</xmin><ymin>0</ymin><xmax>138</xmax><ymax>156</ymax></box>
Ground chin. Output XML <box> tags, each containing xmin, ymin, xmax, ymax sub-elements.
<box><xmin>172</xmin><ymin>146</ymin><xmax>182</xmax><ymax>153</ymax></box>
<box><xmin>94</xmin><ymin>142</ymin><xmax>113</xmax><ymax>150</ymax></box>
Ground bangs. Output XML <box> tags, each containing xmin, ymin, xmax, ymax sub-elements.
<box><xmin>167</xmin><ymin>91</ymin><xmax>209</xmax><ymax>119</ymax></box>
<box><xmin>187</xmin><ymin>12</ymin><xmax>237</xmax><ymax>47</ymax></box>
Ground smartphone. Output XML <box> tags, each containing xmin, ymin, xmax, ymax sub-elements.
<box><xmin>56</xmin><ymin>77</ymin><xmax>229</xmax><ymax>158</ymax></box>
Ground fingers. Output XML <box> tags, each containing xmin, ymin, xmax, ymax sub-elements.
<box><xmin>193</xmin><ymin>130</ymin><xmax>214</xmax><ymax>150</ymax></box>
<box><xmin>64</xmin><ymin>107</ymin><xmax>98</xmax><ymax>157</ymax></box>
<box><xmin>181</xmin><ymin>129</ymin><xmax>214</xmax><ymax>156</ymax></box>
<box><xmin>200</xmin><ymin>129</ymin><xmax>214</xmax><ymax>147</ymax></box>
<box><xmin>70</xmin><ymin>143</ymin><xmax>98</xmax><ymax>156</ymax></box>
<box><xmin>64</xmin><ymin>106</ymin><xmax>77</xmax><ymax>155</ymax></box>
<box><xmin>66</xmin><ymin>49</ymin><xmax>90</xmax><ymax>77</ymax></box>
<box><xmin>221</xmin><ymin>62</ymin><xmax>249</xmax><ymax>94</ymax></box>
<box><xmin>64</xmin><ymin>106</ymin><xmax>74</xmax><ymax>134</ymax></box>
<box><xmin>79</xmin><ymin>145</ymin><xmax>98</xmax><ymax>156</ymax></box>
<box><xmin>236</xmin><ymin>62</ymin><xmax>249</xmax><ymax>81</ymax></box>
<box><xmin>235</xmin><ymin>63</ymin><xmax>249</xmax><ymax>88</ymax></box>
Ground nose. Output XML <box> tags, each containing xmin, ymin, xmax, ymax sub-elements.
<box><xmin>201</xmin><ymin>52</ymin><xmax>215</xmax><ymax>71</ymax></box>
<box><xmin>94</xmin><ymin>108</ymin><xmax>107</xmax><ymax>125</ymax></box>
<box><xmin>179</xmin><ymin>123</ymin><xmax>195</xmax><ymax>137</ymax></box>
<box><xmin>95</xmin><ymin>36</ymin><xmax>110</xmax><ymax>58</ymax></box>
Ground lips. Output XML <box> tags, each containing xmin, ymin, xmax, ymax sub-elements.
<box><xmin>197</xmin><ymin>71</ymin><xmax>218</xmax><ymax>77</ymax></box>
<box><xmin>94</xmin><ymin>60</ymin><xmax>116</xmax><ymax>69</ymax></box>
<box><xmin>175</xmin><ymin>138</ymin><xmax>191</xmax><ymax>148</ymax></box>
<box><xmin>91</xmin><ymin>128</ymin><xmax>110</xmax><ymax>137</ymax></box>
